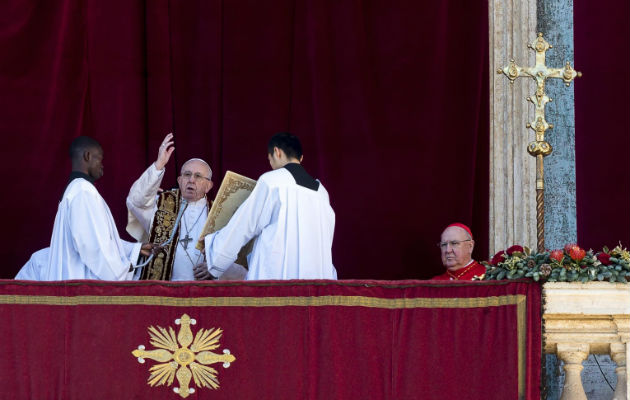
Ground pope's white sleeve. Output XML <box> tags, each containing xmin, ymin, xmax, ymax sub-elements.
<box><xmin>126</xmin><ymin>163</ymin><xmax>164</xmax><ymax>238</ymax></box>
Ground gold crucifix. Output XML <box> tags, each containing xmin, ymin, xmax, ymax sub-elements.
<box><xmin>498</xmin><ymin>33</ymin><xmax>581</xmax><ymax>252</ymax></box>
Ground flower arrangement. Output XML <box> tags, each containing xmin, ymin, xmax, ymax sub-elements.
<box><xmin>482</xmin><ymin>243</ymin><xmax>630</xmax><ymax>283</ymax></box>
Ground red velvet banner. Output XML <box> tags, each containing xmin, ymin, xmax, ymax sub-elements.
<box><xmin>0</xmin><ymin>280</ymin><xmax>540</xmax><ymax>399</ymax></box>
<box><xmin>0</xmin><ymin>1</ymin><xmax>489</xmax><ymax>280</ymax></box>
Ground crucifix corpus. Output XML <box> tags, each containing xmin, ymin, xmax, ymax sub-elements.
<box><xmin>498</xmin><ymin>33</ymin><xmax>581</xmax><ymax>252</ymax></box>
<box><xmin>179</xmin><ymin>234</ymin><xmax>193</xmax><ymax>250</ymax></box>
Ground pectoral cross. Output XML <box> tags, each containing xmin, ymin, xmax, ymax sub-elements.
<box><xmin>498</xmin><ymin>33</ymin><xmax>581</xmax><ymax>252</ymax></box>
<box><xmin>180</xmin><ymin>234</ymin><xmax>193</xmax><ymax>250</ymax></box>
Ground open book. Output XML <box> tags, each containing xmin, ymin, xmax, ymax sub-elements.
<box><xmin>196</xmin><ymin>171</ymin><xmax>257</xmax><ymax>267</ymax></box>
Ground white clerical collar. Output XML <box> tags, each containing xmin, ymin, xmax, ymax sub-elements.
<box><xmin>185</xmin><ymin>196</ymin><xmax>207</xmax><ymax>209</ymax></box>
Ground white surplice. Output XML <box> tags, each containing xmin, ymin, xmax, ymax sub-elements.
<box><xmin>126</xmin><ymin>163</ymin><xmax>207</xmax><ymax>281</ymax></box>
<box><xmin>204</xmin><ymin>167</ymin><xmax>337</xmax><ymax>280</ymax></box>
<box><xmin>15</xmin><ymin>247</ymin><xmax>50</xmax><ymax>280</ymax></box>
<box><xmin>43</xmin><ymin>178</ymin><xmax>140</xmax><ymax>281</ymax></box>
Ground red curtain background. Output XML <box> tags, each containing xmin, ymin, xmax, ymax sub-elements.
<box><xmin>0</xmin><ymin>1</ymin><xmax>489</xmax><ymax>279</ymax></box>
<box><xmin>0</xmin><ymin>279</ymin><xmax>541</xmax><ymax>399</ymax></box>
<box><xmin>574</xmin><ymin>0</ymin><xmax>630</xmax><ymax>249</ymax></box>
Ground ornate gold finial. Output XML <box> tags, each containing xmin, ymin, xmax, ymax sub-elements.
<box><xmin>497</xmin><ymin>33</ymin><xmax>581</xmax><ymax>252</ymax></box>
<box><xmin>132</xmin><ymin>314</ymin><xmax>236</xmax><ymax>398</ymax></box>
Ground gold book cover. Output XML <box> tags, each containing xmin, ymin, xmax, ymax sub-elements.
<box><xmin>196</xmin><ymin>171</ymin><xmax>257</xmax><ymax>266</ymax></box>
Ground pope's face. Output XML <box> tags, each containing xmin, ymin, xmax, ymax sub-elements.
<box><xmin>439</xmin><ymin>226</ymin><xmax>474</xmax><ymax>271</ymax></box>
<box><xmin>177</xmin><ymin>160</ymin><xmax>213</xmax><ymax>202</ymax></box>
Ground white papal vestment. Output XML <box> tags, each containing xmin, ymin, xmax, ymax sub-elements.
<box><xmin>126</xmin><ymin>163</ymin><xmax>207</xmax><ymax>281</ymax></box>
<box><xmin>204</xmin><ymin>166</ymin><xmax>336</xmax><ymax>280</ymax></box>
<box><xmin>43</xmin><ymin>178</ymin><xmax>140</xmax><ymax>280</ymax></box>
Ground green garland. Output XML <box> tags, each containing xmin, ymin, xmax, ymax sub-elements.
<box><xmin>482</xmin><ymin>244</ymin><xmax>630</xmax><ymax>283</ymax></box>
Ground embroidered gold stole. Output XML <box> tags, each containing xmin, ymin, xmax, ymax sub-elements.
<box><xmin>139</xmin><ymin>189</ymin><xmax>182</xmax><ymax>280</ymax></box>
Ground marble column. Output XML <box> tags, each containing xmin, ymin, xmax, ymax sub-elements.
<box><xmin>557</xmin><ymin>343</ymin><xmax>589</xmax><ymax>400</ymax></box>
<box><xmin>614</xmin><ymin>317</ymin><xmax>630</xmax><ymax>399</ymax></box>
<box><xmin>610</xmin><ymin>342</ymin><xmax>627</xmax><ymax>400</ymax></box>
<box><xmin>536</xmin><ymin>0</ymin><xmax>578</xmax><ymax>250</ymax></box>
<box><xmin>489</xmin><ymin>0</ymin><xmax>538</xmax><ymax>255</ymax></box>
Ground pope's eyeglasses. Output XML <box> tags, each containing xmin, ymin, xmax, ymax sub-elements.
<box><xmin>181</xmin><ymin>171</ymin><xmax>211</xmax><ymax>182</ymax></box>
<box><xmin>437</xmin><ymin>239</ymin><xmax>472</xmax><ymax>249</ymax></box>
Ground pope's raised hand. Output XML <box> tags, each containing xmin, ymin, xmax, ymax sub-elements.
<box><xmin>155</xmin><ymin>133</ymin><xmax>175</xmax><ymax>170</ymax></box>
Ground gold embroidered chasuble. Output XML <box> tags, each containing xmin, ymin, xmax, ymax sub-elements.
<box><xmin>139</xmin><ymin>189</ymin><xmax>210</xmax><ymax>280</ymax></box>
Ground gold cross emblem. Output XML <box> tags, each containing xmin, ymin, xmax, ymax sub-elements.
<box><xmin>497</xmin><ymin>33</ymin><xmax>581</xmax><ymax>252</ymax></box>
<box><xmin>132</xmin><ymin>314</ymin><xmax>236</xmax><ymax>398</ymax></box>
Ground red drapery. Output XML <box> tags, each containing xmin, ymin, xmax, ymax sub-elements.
<box><xmin>0</xmin><ymin>279</ymin><xmax>541</xmax><ymax>399</ymax></box>
<box><xmin>0</xmin><ymin>1</ymin><xmax>489</xmax><ymax>279</ymax></box>
<box><xmin>574</xmin><ymin>0</ymin><xmax>630</xmax><ymax>249</ymax></box>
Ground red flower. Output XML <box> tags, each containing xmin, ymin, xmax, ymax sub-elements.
<box><xmin>569</xmin><ymin>246</ymin><xmax>586</xmax><ymax>262</ymax></box>
<box><xmin>597</xmin><ymin>252</ymin><xmax>612</xmax><ymax>265</ymax></box>
<box><xmin>490</xmin><ymin>250</ymin><xmax>506</xmax><ymax>265</ymax></box>
<box><xmin>564</xmin><ymin>243</ymin><xmax>578</xmax><ymax>253</ymax></box>
<box><xmin>506</xmin><ymin>245</ymin><xmax>524</xmax><ymax>255</ymax></box>
<box><xmin>549</xmin><ymin>250</ymin><xmax>564</xmax><ymax>262</ymax></box>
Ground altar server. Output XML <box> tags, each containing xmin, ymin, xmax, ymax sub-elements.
<box><xmin>203</xmin><ymin>132</ymin><xmax>337</xmax><ymax>280</ymax></box>
<box><xmin>41</xmin><ymin>136</ymin><xmax>143</xmax><ymax>280</ymax></box>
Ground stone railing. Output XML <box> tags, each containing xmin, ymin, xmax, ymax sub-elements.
<box><xmin>544</xmin><ymin>282</ymin><xmax>630</xmax><ymax>400</ymax></box>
